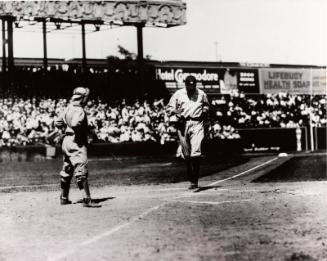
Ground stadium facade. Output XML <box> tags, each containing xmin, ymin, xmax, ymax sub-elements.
<box><xmin>1</xmin><ymin>57</ymin><xmax>325</xmax><ymax>97</ymax></box>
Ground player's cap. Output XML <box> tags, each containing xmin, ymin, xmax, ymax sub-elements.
<box><xmin>73</xmin><ymin>87</ymin><xmax>90</xmax><ymax>97</ymax></box>
<box><xmin>185</xmin><ymin>75</ymin><xmax>196</xmax><ymax>86</ymax></box>
<box><xmin>72</xmin><ymin>87</ymin><xmax>90</xmax><ymax>102</ymax></box>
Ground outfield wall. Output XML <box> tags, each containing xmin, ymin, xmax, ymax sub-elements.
<box><xmin>239</xmin><ymin>127</ymin><xmax>307</xmax><ymax>152</ymax></box>
<box><xmin>316</xmin><ymin>127</ymin><xmax>327</xmax><ymax>150</ymax></box>
<box><xmin>0</xmin><ymin>127</ymin><xmax>324</xmax><ymax>162</ymax></box>
<box><xmin>0</xmin><ymin>139</ymin><xmax>242</xmax><ymax>162</ymax></box>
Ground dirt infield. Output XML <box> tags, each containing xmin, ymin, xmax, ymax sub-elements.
<box><xmin>1</xmin><ymin>153</ymin><xmax>327</xmax><ymax>261</ymax></box>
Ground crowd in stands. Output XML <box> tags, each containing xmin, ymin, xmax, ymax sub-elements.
<box><xmin>211</xmin><ymin>92</ymin><xmax>327</xmax><ymax>129</ymax></box>
<box><xmin>0</xmin><ymin>92</ymin><xmax>326</xmax><ymax>147</ymax></box>
<box><xmin>0</xmin><ymin>97</ymin><xmax>175</xmax><ymax>147</ymax></box>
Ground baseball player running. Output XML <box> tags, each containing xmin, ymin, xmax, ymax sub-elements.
<box><xmin>55</xmin><ymin>87</ymin><xmax>100</xmax><ymax>207</ymax></box>
<box><xmin>167</xmin><ymin>75</ymin><xmax>210</xmax><ymax>189</ymax></box>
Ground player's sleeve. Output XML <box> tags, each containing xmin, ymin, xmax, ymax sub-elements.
<box><xmin>166</xmin><ymin>92</ymin><xmax>179</xmax><ymax>116</ymax></box>
<box><xmin>70</xmin><ymin>107</ymin><xmax>85</xmax><ymax>128</ymax></box>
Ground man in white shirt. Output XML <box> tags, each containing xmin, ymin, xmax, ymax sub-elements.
<box><xmin>167</xmin><ymin>75</ymin><xmax>210</xmax><ymax>189</ymax></box>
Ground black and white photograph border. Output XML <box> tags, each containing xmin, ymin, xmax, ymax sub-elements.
<box><xmin>0</xmin><ymin>1</ymin><xmax>326</xmax><ymax>261</ymax></box>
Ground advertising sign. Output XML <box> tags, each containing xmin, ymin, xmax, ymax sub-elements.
<box><xmin>155</xmin><ymin>67</ymin><xmax>222</xmax><ymax>92</ymax></box>
<box><xmin>259</xmin><ymin>68</ymin><xmax>326</xmax><ymax>94</ymax></box>
<box><xmin>155</xmin><ymin>66</ymin><xmax>259</xmax><ymax>94</ymax></box>
<box><xmin>259</xmin><ymin>68</ymin><xmax>310</xmax><ymax>94</ymax></box>
<box><xmin>312</xmin><ymin>69</ymin><xmax>327</xmax><ymax>95</ymax></box>
<box><xmin>236</xmin><ymin>69</ymin><xmax>259</xmax><ymax>94</ymax></box>
<box><xmin>219</xmin><ymin>68</ymin><xmax>259</xmax><ymax>94</ymax></box>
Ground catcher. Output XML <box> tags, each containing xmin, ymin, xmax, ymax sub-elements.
<box><xmin>167</xmin><ymin>75</ymin><xmax>210</xmax><ymax>189</ymax></box>
<box><xmin>55</xmin><ymin>87</ymin><xmax>100</xmax><ymax>207</ymax></box>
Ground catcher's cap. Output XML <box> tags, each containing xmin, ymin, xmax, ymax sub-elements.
<box><xmin>73</xmin><ymin>87</ymin><xmax>90</xmax><ymax>97</ymax></box>
<box><xmin>185</xmin><ymin>75</ymin><xmax>196</xmax><ymax>86</ymax></box>
<box><xmin>72</xmin><ymin>87</ymin><xmax>90</xmax><ymax>102</ymax></box>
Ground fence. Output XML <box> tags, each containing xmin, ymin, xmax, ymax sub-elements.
<box><xmin>0</xmin><ymin>127</ymin><xmax>324</xmax><ymax>162</ymax></box>
<box><xmin>316</xmin><ymin>127</ymin><xmax>327</xmax><ymax>150</ymax></box>
<box><xmin>238</xmin><ymin>127</ymin><xmax>326</xmax><ymax>152</ymax></box>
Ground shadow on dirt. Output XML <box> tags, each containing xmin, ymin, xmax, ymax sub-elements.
<box><xmin>193</xmin><ymin>185</ymin><xmax>224</xmax><ymax>193</ymax></box>
<box><xmin>73</xmin><ymin>197</ymin><xmax>115</xmax><ymax>204</ymax></box>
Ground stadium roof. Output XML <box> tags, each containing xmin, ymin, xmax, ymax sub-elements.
<box><xmin>0</xmin><ymin>1</ymin><xmax>187</xmax><ymax>28</ymax></box>
<box><xmin>3</xmin><ymin>57</ymin><xmax>325</xmax><ymax>69</ymax></box>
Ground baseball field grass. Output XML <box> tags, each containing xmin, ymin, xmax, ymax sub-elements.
<box><xmin>0</xmin><ymin>152</ymin><xmax>326</xmax><ymax>261</ymax></box>
<box><xmin>0</xmin><ymin>154</ymin><xmax>247</xmax><ymax>190</ymax></box>
<box><xmin>254</xmin><ymin>154</ymin><xmax>327</xmax><ymax>182</ymax></box>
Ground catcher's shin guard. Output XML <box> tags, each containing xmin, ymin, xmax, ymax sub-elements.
<box><xmin>77</xmin><ymin>177</ymin><xmax>101</xmax><ymax>208</ymax></box>
<box><xmin>76</xmin><ymin>176</ymin><xmax>90</xmax><ymax>198</ymax></box>
<box><xmin>60</xmin><ymin>177</ymin><xmax>72</xmax><ymax>205</ymax></box>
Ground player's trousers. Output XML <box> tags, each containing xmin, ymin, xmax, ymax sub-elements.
<box><xmin>60</xmin><ymin>135</ymin><xmax>88</xmax><ymax>183</ymax></box>
<box><xmin>177</xmin><ymin>120</ymin><xmax>204</xmax><ymax>185</ymax></box>
<box><xmin>177</xmin><ymin>120</ymin><xmax>204</xmax><ymax>158</ymax></box>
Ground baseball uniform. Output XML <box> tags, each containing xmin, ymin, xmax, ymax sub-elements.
<box><xmin>55</xmin><ymin>87</ymin><xmax>99</xmax><ymax>207</ymax></box>
<box><xmin>167</xmin><ymin>78</ymin><xmax>209</xmax><ymax>189</ymax></box>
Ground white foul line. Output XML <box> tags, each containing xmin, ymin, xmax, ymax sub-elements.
<box><xmin>47</xmin><ymin>203</ymin><xmax>166</xmax><ymax>261</ymax></box>
<box><xmin>82</xmin><ymin>203</ymin><xmax>165</xmax><ymax>246</ymax></box>
<box><xmin>0</xmin><ymin>184</ymin><xmax>58</xmax><ymax>192</ymax></box>
<box><xmin>208</xmin><ymin>157</ymin><xmax>279</xmax><ymax>187</ymax></box>
<box><xmin>172</xmin><ymin>190</ymin><xmax>227</xmax><ymax>200</ymax></box>
<box><xmin>47</xmin><ymin>156</ymin><xmax>279</xmax><ymax>261</ymax></box>
<box><xmin>169</xmin><ymin>199</ymin><xmax>253</xmax><ymax>205</ymax></box>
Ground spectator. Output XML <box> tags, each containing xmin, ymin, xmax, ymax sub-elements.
<box><xmin>0</xmin><ymin>92</ymin><xmax>324</xmax><ymax>147</ymax></box>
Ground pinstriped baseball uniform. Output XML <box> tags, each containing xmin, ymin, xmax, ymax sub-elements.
<box><xmin>167</xmin><ymin>88</ymin><xmax>210</xmax><ymax>157</ymax></box>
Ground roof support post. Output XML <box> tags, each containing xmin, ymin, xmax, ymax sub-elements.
<box><xmin>42</xmin><ymin>19</ymin><xmax>48</xmax><ymax>71</ymax></box>
<box><xmin>2</xmin><ymin>18</ymin><xmax>6</xmax><ymax>73</ymax></box>
<box><xmin>81</xmin><ymin>21</ymin><xmax>87</xmax><ymax>73</ymax></box>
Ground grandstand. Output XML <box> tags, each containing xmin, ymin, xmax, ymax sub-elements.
<box><xmin>0</xmin><ymin>57</ymin><xmax>325</xmax><ymax>153</ymax></box>
<box><xmin>0</xmin><ymin>57</ymin><xmax>325</xmax><ymax>97</ymax></box>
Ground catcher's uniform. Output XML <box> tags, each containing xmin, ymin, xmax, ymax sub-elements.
<box><xmin>55</xmin><ymin>87</ymin><xmax>100</xmax><ymax>207</ymax></box>
<box><xmin>167</xmin><ymin>88</ymin><xmax>209</xmax><ymax>158</ymax></box>
<box><xmin>55</xmin><ymin>101</ymin><xmax>89</xmax><ymax>183</ymax></box>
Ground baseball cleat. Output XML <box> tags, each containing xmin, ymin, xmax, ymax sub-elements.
<box><xmin>82</xmin><ymin>198</ymin><xmax>101</xmax><ymax>208</ymax></box>
<box><xmin>60</xmin><ymin>197</ymin><xmax>72</xmax><ymax>205</ymax></box>
<box><xmin>188</xmin><ymin>184</ymin><xmax>198</xmax><ymax>190</ymax></box>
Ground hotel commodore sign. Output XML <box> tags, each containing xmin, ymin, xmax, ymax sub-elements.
<box><xmin>156</xmin><ymin>68</ymin><xmax>219</xmax><ymax>83</ymax></box>
<box><xmin>155</xmin><ymin>67</ymin><xmax>259</xmax><ymax>94</ymax></box>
